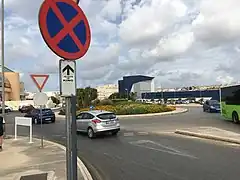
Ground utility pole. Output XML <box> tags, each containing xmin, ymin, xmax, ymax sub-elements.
<box><xmin>1</xmin><ymin>0</ymin><xmax>6</xmax><ymax>135</ymax></box>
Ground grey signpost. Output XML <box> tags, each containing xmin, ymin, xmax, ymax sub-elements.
<box><xmin>38</xmin><ymin>0</ymin><xmax>91</xmax><ymax>179</ymax></box>
<box><xmin>60</xmin><ymin>60</ymin><xmax>77</xmax><ymax>180</ymax></box>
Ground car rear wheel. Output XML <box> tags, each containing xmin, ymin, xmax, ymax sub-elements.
<box><xmin>112</xmin><ymin>130</ymin><xmax>119</xmax><ymax>136</ymax></box>
<box><xmin>87</xmin><ymin>127</ymin><xmax>95</xmax><ymax>139</ymax></box>
<box><xmin>232</xmin><ymin>112</ymin><xmax>239</xmax><ymax>124</ymax></box>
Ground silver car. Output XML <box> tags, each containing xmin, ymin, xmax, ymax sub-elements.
<box><xmin>76</xmin><ymin>110</ymin><xmax>120</xmax><ymax>138</ymax></box>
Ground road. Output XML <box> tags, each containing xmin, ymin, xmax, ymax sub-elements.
<box><xmin>4</xmin><ymin>107</ymin><xmax>240</xmax><ymax>180</ymax></box>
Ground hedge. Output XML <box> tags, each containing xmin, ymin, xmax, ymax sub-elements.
<box><xmin>77</xmin><ymin>104</ymin><xmax>176</xmax><ymax>115</ymax></box>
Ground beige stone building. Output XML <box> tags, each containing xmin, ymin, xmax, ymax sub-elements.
<box><xmin>96</xmin><ymin>84</ymin><xmax>118</xmax><ymax>100</ymax></box>
<box><xmin>0</xmin><ymin>66</ymin><xmax>25</xmax><ymax>101</ymax></box>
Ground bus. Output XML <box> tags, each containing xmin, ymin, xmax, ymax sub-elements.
<box><xmin>220</xmin><ymin>84</ymin><xmax>240</xmax><ymax>123</ymax></box>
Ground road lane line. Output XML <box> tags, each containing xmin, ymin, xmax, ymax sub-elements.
<box><xmin>130</xmin><ymin>140</ymin><xmax>198</xmax><ymax>159</ymax></box>
<box><xmin>137</xmin><ymin>132</ymin><xmax>149</xmax><ymax>135</ymax></box>
<box><xmin>123</xmin><ymin>132</ymin><xmax>134</xmax><ymax>136</ymax></box>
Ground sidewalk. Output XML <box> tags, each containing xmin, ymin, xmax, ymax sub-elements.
<box><xmin>175</xmin><ymin>126</ymin><xmax>240</xmax><ymax>145</ymax></box>
<box><xmin>0</xmin><ymin>137</ymin><xmax>92</xmax><ymax>180</ymax></box>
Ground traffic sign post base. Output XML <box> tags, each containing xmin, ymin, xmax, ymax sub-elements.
<box><xmin>65</xmin><ymin>96</ymin><xmax>72</xmax><ymax>180</ymax></box>
<box><xmin>65</xmin><ymin>95</ymin><xmax>78</xmax><ymax>180</ymax></box>
<box><xmin>71</xmin><ymin>95</ymin><xmax>78</xmax><ymax>180</ymax></box>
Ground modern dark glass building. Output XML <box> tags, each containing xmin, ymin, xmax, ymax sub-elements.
<box><xmin>142</xmin><ymin>90</ymin><xmax>220</xmax><ymax>101</ymax></box>
<box><xmin>118</xmin><ymin>75</ymin><xmax>154</xmax><ymax>95</ymax></box>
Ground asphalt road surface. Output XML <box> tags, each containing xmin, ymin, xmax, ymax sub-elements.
<box><xmin>4</xmin><ymin>107</ymin><xmax>240</xmax><ymax>180</ymax></box>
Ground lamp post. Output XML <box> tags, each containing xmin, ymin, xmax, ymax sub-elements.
<box><xmin>1</xmin><ymin>0</ymin><xmax>5</xmax><ymax>129</ymax></box>
<box><xmin>125</xmin><ymin>88</ymin><xmax>128</xmax><ymax>100</ymax></box>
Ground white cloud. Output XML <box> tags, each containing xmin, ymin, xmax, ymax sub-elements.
<box><xmin>192</xmin><ymin>0</ymin><xmax>240</xmax><ymax>45</ymax></box>
<box><xmin>119</xmin><ymin>0</ymin><xmax>188</xmax><ymax>47</ymax></box>
<box><xmin>4</xmin><ymin>0</ymin><xmax>240</xmax><ymax>91</ymax></box>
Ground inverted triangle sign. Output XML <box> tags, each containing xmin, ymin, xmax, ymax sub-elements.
<box><xmin>30</xmin><ymin>74</ymin><xmax>49</xmax><ymax>91</ymax></box>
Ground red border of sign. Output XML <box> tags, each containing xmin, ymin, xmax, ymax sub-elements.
<box><xmin>30</xmin><ymin>74</ymin><xmax>49</xmax><ymax>92</ymax></box>
<box><xmin>38</xmin><ymin>0</ymin><xmax>91</xmax><ymax>60</ymax></box>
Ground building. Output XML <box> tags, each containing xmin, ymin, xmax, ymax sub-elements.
<box><xmin>96</xmin><ymin>84</ymin><xmax>118</xmax><ymax>100</ymax></box>
<box><xmin>0</xmin><ymin>66</ymin><xmax>25</xmax><ymax>101</ymax></box>
<box><xmin>142</xmin><ymin>90</ymin><xmax>220</xmax><ymax>101</ymax></box>
<box><xmin>118</xmin><ymin>75</ymin><xmax>155</xmax><ymax>98</ymax></box>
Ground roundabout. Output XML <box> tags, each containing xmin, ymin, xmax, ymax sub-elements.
<box><xmin>4</xmin><ymin>107</ymin><xmax>240</xmax><ymax>180</ymax></box>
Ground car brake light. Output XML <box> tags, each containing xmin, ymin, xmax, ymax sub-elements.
<box><xmin>92</xmin><ymin>119</ymin><xmax>101</xmax><ymax>124</ymax></box>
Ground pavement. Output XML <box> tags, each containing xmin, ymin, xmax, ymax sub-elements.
<box><xmin>3</xmin><ymin>107</ymin><xmax>240</xmax><ymax>180</ymax></box>
<box><xmin>175</xmin><ymin>126</ymin><xmax>240</xmax><ymax>145</ymax></box>
<box><xmin>0</xmin><ymin>137</ymin><xmax>92</xmax><ymax>180</ymax></box>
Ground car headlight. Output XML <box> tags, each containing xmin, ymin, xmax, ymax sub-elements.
<box><xmin>210</xmin><ymin>106</ymin><xmax>214</xmax><ymax>109</ymax></box>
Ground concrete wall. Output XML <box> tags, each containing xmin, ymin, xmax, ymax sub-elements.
<box><xmin>5</xmin><ymin>100</ymin><xmax>34</xmax><ymax>110</ymax></box>
<box><xmin>132</xmin><ymin>80</ymin><xmax>154</xmax><ymax>98</ymax></box>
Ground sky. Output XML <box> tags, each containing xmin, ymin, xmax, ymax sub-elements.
<box><xmin>4</xmin><ymin>0</ymin><xmax>240</xmax><ymax>92</ymax></box>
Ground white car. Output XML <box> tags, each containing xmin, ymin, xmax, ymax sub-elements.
<box><xmin>5</xmin><ymin>105</ymin><xmax>13</xmax><ymax>112</ymax></box>
<box><xmin>76</xmin><ymin>110</ymin><xmax>120</xmax><ymax>138</ymax></box>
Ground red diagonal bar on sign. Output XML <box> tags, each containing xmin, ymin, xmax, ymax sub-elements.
<box><xmin>52</xmin><ymin>15</ymin><xmax>84</xmax><ymax>49</ymax></box>
<box><xmin>70</xmin><ymin>29</ymin><xmax>86</xmax><ymax>52</ymax></box>
<box><xmin>48</xmin><ymin>0</ymin><xmax>85</xmax><ymax>51</ymax></box>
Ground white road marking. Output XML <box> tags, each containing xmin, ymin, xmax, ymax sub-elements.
<box><xmin>129</xmin><ymin>140</ymin><xmax>198</xmax><ymax>159</ymax></box>
<box><xmin>137</xmin><ymin>132</ymin><xmax>149</xmax><ymax>135</ymax></box>
<box><xmin>123</xmin><ymin>132</ymin><xmax>134</xmax><ymax>136</ymax></box>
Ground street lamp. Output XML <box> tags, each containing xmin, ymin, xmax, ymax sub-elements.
<box><xmin>1</xmin><ymin>0</ymin><xmax>5</xmax><ymax>126</ymax></box>
<box><xmin>125</xmin><ymin>88</ymin><xmax>128</xmax><ymax>100</ymax></box>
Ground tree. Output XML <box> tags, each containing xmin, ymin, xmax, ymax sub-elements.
<box><xmin>129</xmin><ymin>92</ymin><xmax>137</xmax><ymax>101</ymax></box>
<box><xmin>76</xmin><ymin>87</ymin><xmax>98</xmax><ymax>108</ymax></box>
<box><xmin>109</xmin><ymin>92</ymin><xmax>121</xmax><ymax>99</ymax></box>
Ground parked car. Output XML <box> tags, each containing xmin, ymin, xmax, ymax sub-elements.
<box><xmin>5</xmin><ymin>105</ymin><xmax>13</xmax><ymax>112</ymax></box>
<box><xmin>203</xmin><ymin>100</ymin><xmax>220</xmax><ymax>113</ymax></box>
<box><xmin>76</xmin><ymin>110</ymin><xmax>120</xmax><ymax>139</ymax></box>
<box><xmin>19</xmin><ymin>105</ymin><xmax>34</xmax><ymax>113</ymax></box>
<box><xmin>24</xmin><ymin>108</ymin><xmax>56</xmax><ymax>124</ymax></box>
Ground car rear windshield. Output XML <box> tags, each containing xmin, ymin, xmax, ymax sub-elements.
<box><xmin>209</xmin><ymin>100</ymin><xmax>219</xmax><ymax>105</ymax></box>
<box><xmin>97</xmin><ymin>113</ymin><xmax>116</xmax><ymax>120</ymax></box>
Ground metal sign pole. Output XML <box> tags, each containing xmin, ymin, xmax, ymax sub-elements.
<box><xmin>40</xmin><ymin>104</ymin><xmax>43</xmax><ymax>148</ymax></box>
<box><xmin>1</xmin><ymin>0</ymin><xmax>6</xmax><ymax>138</ymax></box>
<box><xmin>65</xmin><ymin>96</ymin><xmax>73</xmax><ymax>180</ymax></box>
<box><xmin>71</xmin><ymin>95</ymin><xmax>78</xmax><ymax>180</ymax></box>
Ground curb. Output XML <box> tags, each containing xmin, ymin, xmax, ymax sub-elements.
<box><xmin>118</xmin><ymin>108</ymin><xmax>188</xmax><ymax>118</ymax></box>
<box><xmin>175</xmin><ymin>130</ymin><xmax>240</xmax><ymax>145</ymax></box>
<box><xmin>44</xmin><ymin>139</ymin><xmax>93</xmax><ymax>180</ymax></box>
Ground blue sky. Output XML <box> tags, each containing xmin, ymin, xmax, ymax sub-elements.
<box><xmin>4</xmin><ymin>0</ymin><xmax>240</xmax><ymax>92</ymax></box>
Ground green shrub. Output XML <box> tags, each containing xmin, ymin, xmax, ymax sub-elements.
<box><xmin>77</xmin><ymin>103</ymin><xmax>176</xmax><ymax>115</ymax></box>
<box><xmin>99</xmin><ymin>99</ymin><xmax>114</xmax><ymax>105</ymax></box>
<box><xmin>92</xmin><ymin>99</ymin><xmax>100</xmax><ymax>106</ymax></box>
<box><xmin>112</xmin><ymin>99</ymin><xmax>129</xmax><ymax>104</ymax></box>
